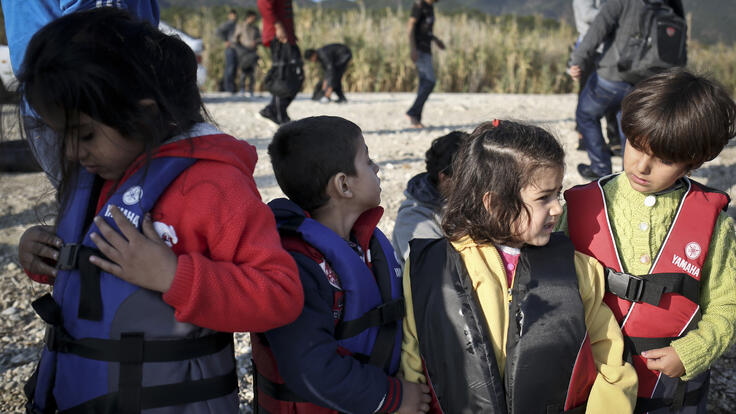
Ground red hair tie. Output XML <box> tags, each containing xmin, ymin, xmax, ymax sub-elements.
<box><xmin>491</xmin><ymin>119</ymin><xmax>500</xmax><ymax>127</ymax></box>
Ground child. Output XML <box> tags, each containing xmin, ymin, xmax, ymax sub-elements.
<box><xmin>392</xmin><ymin>130</ymin><xmax>467</xmax><ymax>267</ymax></box>
<box><xmin>252</xmin><ymin>116</ymin><xmax>431</xmax><ymax>413</ymax></box>
<box><xmin>15</xmin><ymin>9</ymin><xmax>302</xmax><ymax>413</ymax></box>
<box><xmin>561</xmin><ymin>68</ymin><xmax>736</xmax><ymax>413</ymax></box>
<box><xmin>401</xmin><ymin>120</ymin><xmax>638</xmax><ymax>413</ymax></box>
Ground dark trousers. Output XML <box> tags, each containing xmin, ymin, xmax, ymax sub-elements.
<box><xmin>223</xmin><ymin>47</ymin><xmax>238</xmax><ymax>93</ymax></box>
<box><xmin>263</xmin><ymin>42</ymin><xmax>297</xmax><ymax>123</ymax></box>
<box><xmin>241</xmin><ymin>66</ymin><xmax>255</xmax><ymax>95</ymax></box>
<box><xmin>578</xmin><ymin>63</ymin><xmax>621</xmax><ymax>146</ymax></box>
<box><xmin>330</xmin><ymin>63</ymin><xmax>349</xmax><ymax>100</ymax></box>
<box><xmin>576</xmin><ymin>72</ymin><xmax>633</xmax><ymax>176</ymax></box>
<box><xmin>406</xmin><ymin>51</ymin><xmax>436</xmax><ymax>122</ymax></box>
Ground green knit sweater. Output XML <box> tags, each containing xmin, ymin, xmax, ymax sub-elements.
<box><xmin>558</xmin><ymin>174</ymin><xmax>736</xmax><ymax>380</ymax></box>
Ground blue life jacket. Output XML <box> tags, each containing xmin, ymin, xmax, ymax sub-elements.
<box><xmin>269</xmin><ymin>198</ymin><xmax>404</xmax><ymax>375</ymax></box>
<box><xmin>27</xmin><ymin>157</ymin><xmax>238</xmax><ymax>414</ymax></box>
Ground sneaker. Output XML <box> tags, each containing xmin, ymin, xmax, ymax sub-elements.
<box><xmin>258</xmin><ymin>108</ymin><xmax>280</xmax><ymax>125</ymax></box>
<box><xmin>577</xmin><ymin>164</ymin><xmax>603</xmax><ymax>181</ymax></box>
<box><xmin>335</xmin><ymin>97</ymin><xmax>348</xmax><ymax>104</ymax></box>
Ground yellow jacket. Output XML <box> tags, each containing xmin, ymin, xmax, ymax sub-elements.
<box><xmin>400</xmin><ymin>236</ymin><xmax>638</xmax><ymax>413</ymax></box>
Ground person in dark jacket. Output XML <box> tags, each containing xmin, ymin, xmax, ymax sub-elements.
<box><xmin>253</xmin><ymin>116</ymin><xmax>432</xmax><ymax>414</ymax></box>
<box><xmin>304</xmin><ymin>43</ymin><xmax>353</xmax><ymax>103</ymax></box>
<box><xmin>216</xmin><ymin>9</ymin><xmax>239</xmax><ymax>93</ymax></box>
<box><xmin>569</xmin><ymin>0</ymin><xmax>685</xmax><ymax>180</ymax></box>
<box><xmin>392</xmin><ymin>130</ymin><xmax>466</xmax><ymax>267</ymax></box>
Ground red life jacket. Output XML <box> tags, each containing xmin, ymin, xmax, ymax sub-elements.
<box><xmin>565</xmin><ymin>176</ymin><xmax>728</xmax><ymax>410</ymax></box>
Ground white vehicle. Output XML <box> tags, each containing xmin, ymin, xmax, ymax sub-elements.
<box><xmin>158</xmin><ymin>21</ymin><xmax>207</xmax><ymax>88</ymax></box>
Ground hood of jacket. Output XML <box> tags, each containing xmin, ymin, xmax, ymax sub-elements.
<box><xmin>405</xmin><ymin>172</ymin><xmax>442</xmax><ymax>209</ymax></box>
<box><xmin>119</xmin><ymin>123</ymin><xmax>257</xmax><ymax>184</ymax></box>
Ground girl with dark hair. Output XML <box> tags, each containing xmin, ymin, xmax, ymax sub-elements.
<box><xmin>400</xmin><ymin>120</ymin><xmax>638</xmax><ymax>413</ymax></box>
<box><xmin>15</xmin><ymin>8</ymin><xmax>302</xmax><ymax>413</ymax></box>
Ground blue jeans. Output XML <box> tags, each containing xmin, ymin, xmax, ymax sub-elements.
<box><xmin>223</xmin><ymin>47</ymin><xmax>238</xmax><ymax>93</ymax></box>
<box><xmin>407</xmin><ymin>52</ymin><xmax>436</xmax><ymax>122</ymax></box>
<box><xmin>576</xmin><ymin>72</ymin><xmax>633</xmax><ymax>175</ymax></box>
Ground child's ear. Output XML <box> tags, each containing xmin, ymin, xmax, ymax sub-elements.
<box><xmin>482</xmin><ymin>191</ymin><xmax>492</xmax><ymax>214</ymax></box>
<box><xmin>138</xmin><ymin>98</ymin><xmax>159</xmax><ymax>112</ymax></box>
<box><xmin>328</xmin><ymin>172</ymin><xmax>352</xmax><ymax>200</ymax></box>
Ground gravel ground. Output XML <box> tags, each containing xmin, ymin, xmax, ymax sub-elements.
<box><xmin>1</xmin><ymin>92</ymin><xmax>734</xmax><ymax>412</ymax></box>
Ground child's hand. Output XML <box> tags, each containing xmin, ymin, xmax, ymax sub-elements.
<box><xmin>18</xmin><ymin>225</ymin><xmax>62</xmax><ymax>279</ymax></box>
<box><xmin>89</xmin><ymin>206</ymin><xmax>177</xmax><ymax>293</ymax></box>
<box><xmin>642</xmin><ymin>346</ymin><xmax>685</xmax><ymax>378</ymax></box>
<box><xmin>397</xmin><ymin>378</ymin><xmax>431</xmax><ymax>413</ymax></box>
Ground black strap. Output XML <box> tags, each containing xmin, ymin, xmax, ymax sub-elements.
<box><xmin>33</xmin><ymin>293</ymin><xmax>232</xmax><ymax>363</ymax></box>
<box><xmin>60</xmin><ymin>368</ymin><xmax>238</xmax><ymax>414</ymax></box>
<box><xmin>623</xmin><ymin>336</ymin><xmax>678</xmax><ymax>361</ymax></box>
<box><xmin>605</xmin><ymin>269</ymin><xmax>700</xmax><ymax>306</ymax></box>
<box><xmin>635</xmin><ymin>384</ymin><xmax>704</xmax><ymax>412</ymax></box>
<box><xmin>48</xmin><ymin>325</ymin><xmax>232</xmax><ymax>363</ymax></box>
<box><xmin>255</xmin><ymin>371</ymin><xmax>307</xmax><ymax>403</ymax></box>
<box><xmin>55</xmin><ymin>243</ymin><xmax>106</xmax><ymax>321</ymax></box>
<box><xmin>333</xmin><ymin>298</ymin><xmax>405</xmax><ymax>340</ymax></box>
<box><xmin>118</xmin><ymin>333</ymin><xmax>144</xmax><ymax>414</ymax></box>
<box><xmin>77</xmin><ymin>247</ymin><xmax>103</xmax><ymax>321</ymax></box>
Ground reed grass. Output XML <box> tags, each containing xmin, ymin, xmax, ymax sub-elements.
<box><xmin>162</xmin><ymin>5</ymin><xmax>736</xmax><ymax>95</ymax></box>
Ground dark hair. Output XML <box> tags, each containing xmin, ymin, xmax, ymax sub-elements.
<box><xmin>425</xmin><ymin>130</ymin><xmax>467</xmax><ymax>185</ymax></box>
<box><xmin>621</xmin><ymin>68</ymin><xmax>736</xmax><ymax>168</ymax></box>
<box><xmin>269</xmin><ymin>116</ymin><xmax>362</xmax><ymax>212</ymax></box>
<box><xmin>18</xmin><ymin>8</ymin><xmax>206</xmax><ymax>207</ymax></box>
<box><xmin>228</xmin><ymin>9</ymin><xmax>238</xmax><ymax>16</ymax></box>
<box><xmin>245</xmin><ymin>10</ymin><xmax>258</xmax><ymax>18</ymax></box>
<box><xmin>442</xmin><ymin>120</ymin><xmax>564</xmax><ymax>245</ymax></box>
<box><xmin>304</xmin><ymin>49</ymin><xmax>317</xmax><ymax>60</ymax></box>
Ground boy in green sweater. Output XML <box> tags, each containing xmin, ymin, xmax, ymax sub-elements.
<box><xmin>559</xmin><ymin>68</ymin><xmax>736</xmax><ymax>413</ymax></box>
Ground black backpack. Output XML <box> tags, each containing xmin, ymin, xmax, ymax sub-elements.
<box><xmin>264</xmin><ymin>42</ymin><xmax>304</xmax><ymax>98</ymax></box>
<box><xmin>618</xmin><ymin>0</ymin><xmax>687</xmax><ymax>84</ymax></box>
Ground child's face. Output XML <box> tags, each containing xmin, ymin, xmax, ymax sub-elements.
<box><xmin>347</xmin><ymin>135</ymin><xmax>381</xmax><ymax>211</ymax></box>
<box><xmin>623</xmin><ymin>144</ymin><xmax>689</xmax><ymax>194</ymax></box>
<box><xmin>48</xmin><ymin>111</ymin><xmax>144</xmax><ymax>181</ymax></box>
<box><xmin>513</xmin><ymin>167</ymin><xmax>563</xmax><ymax>247</ymax></box>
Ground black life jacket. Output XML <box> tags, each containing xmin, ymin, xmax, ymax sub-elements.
<box><xmin>409</xmin><ymin>233</ymin><xmax>597</xmax><ymax>414</ymax></box>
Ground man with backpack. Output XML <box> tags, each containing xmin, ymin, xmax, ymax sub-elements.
<box><xmin>569</xmin><ymin>0</ymin><xmax>686</xmax><ymax>180</ymax></box>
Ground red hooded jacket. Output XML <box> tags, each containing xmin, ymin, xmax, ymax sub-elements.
<box><xmin>28</xmin><ymin>127</ymin><xmax>303</xmax><ymax>333</ymax></box>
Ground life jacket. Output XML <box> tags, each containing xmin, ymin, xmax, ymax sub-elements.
<box><xmin>252</xmin><ymin>198</ymin><xmax>404</xmax><ymax>413</ymax></box>
<box><xmin>26</xmin><ymin>157</ymin><xmax>238</xmax><ymax>414</ymax></box>
<box><xmin>565</xmin><ymin>175</ymin><xmax>729</xmax><ymax>413</ymax></box>
<box><xmin>408</xmin><ymin>233</ymin><xmax>597</xmax><ymax>414</ymax></box>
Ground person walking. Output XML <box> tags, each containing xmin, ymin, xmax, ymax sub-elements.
<box><xmin>216</xmin><ymin>9</ymin><xmax>239</xmax><ymax>93</ymax></box>
<box><xmin>571</xmin><ymin>0</ymin><xmax>621</xmax><ymax>155</ymax></box>
<box><xmin>569</xmin><ymin>0</ymin><xmax>685</xmax><ymax>180</ymax></box>
<box><xmin>406</xmin><ymin>0</ymin><xmax>445</xmax><ymax>129</ymax></box>
<box><xmin>257</xmin><ymin>0</ymin><xmax>301</xmax><ymax>125</ymax></box>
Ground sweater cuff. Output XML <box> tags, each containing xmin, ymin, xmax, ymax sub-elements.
<box><xmin>376</xmin><ymin>376</ymin><xmax>402</xmax><ymax>413</ymax></box>
<box><xmin>671</xmin><ymin>335</ymin><xmax>708</xmax><ymax>381</ymax></box>
<box><xmin>162</xmin><ymin>255</ymin><xmax>194</xmax><ymax>311</ymax></box>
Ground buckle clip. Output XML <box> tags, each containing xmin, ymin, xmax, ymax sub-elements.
<box><xmin>606</xmin><ymin>269</ymin><xmax>645</xmax><ymax>302</ymax></box>
<box><xmin>56</xmin><ymin>244</ymin><xmax>81</xmax><ymax>270</ymax></box>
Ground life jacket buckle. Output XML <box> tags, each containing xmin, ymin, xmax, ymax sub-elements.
<box><xmin>606</xmin><ymin>269</ymin><xmax>645</xmax><ymax>303</ymax></box>
<box><xmin>56</xmin><ymin>243</ymin><xmax>81</xmax><ymax>270</ymax></box>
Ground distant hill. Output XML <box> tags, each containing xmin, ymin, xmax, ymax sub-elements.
<box><xmin>160</xmin><ymin>0</ymin><xmax>736</xmax><ymax>45</ymax></box>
